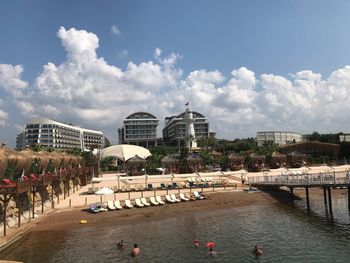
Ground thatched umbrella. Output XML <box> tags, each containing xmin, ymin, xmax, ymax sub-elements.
<box><xmin>35</xmin><ymin>151</ymin><xmax>50</xmax><ymax>173</ymax></box>
<box><xmin>61</xmin><ymin>153</ymin><xmax>73</xmax><ymax>169</ymax></box>
<box><xmin>186</xmin><ymin>154</ymin><xmax>204</xmax><ymax>173</ymax></box>
<box><xmin>228</xmin><ymin>153</ymin><xmax>244</xmax><ymax>170</ymax></box>
<box><xmin>0</xmin><ymin>145</ymin><xmax>8</xmax><ymax>178</ymax></box>
<box><xmin>271</xmin><ymin>152</ymin><xmax>287</xmax><ymax>168</ymax></box>
<box><xmin>20</xmin><ymin>148</ymin><xmax>39</xmax><ymax>174</ymax></box>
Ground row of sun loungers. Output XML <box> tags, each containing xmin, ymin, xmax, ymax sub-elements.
<box><xmin>90</xmin><ymin>192</ymin><xmax>207</xmax><ymax>212</ymax></box>
<box><xmin>187</xmin><ymin>177</ymin><xmax>213</xmax><ymax>182</ymax></box>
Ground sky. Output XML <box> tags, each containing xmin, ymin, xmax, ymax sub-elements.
<box><xmin>2</xmin><ymin>0</ymin><xmax>350</xmax><ymax>147</ymax></box>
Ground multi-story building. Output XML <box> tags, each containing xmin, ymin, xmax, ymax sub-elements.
<box><xmin>16</xmin><ymin>118</ymin><xmax>103</xmax><ymax>151</ymax></box>
<box><xmin>339</xmin><ymin>133</ymin><xmax>350</xmax><ymax>142</ymax></box>
<box><xmin>118</xmin><ymin>112</ymin><xmax>159</xmax><ymax>148</ymax></box>
<box><xmin>256</xmin><ymin>131</ymin><xmax>303</xmax><ymax>146</ymax></box>
<box><xmin>162</xmin><ymin>110</ymin><xmax>209</xmax><ymax>147</ymax></box>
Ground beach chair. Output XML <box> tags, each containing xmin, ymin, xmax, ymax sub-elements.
<box><xmin>165</xmin><ymin>194</ymin><xmax>176</xmax><ymax>203</ymax></box>
<box><xmin>107</xmin><ymin>201</ymin><xmax>116</xmax><ymax>210</ymax></box>
<box><xmin>141</xmin><ymin>197</ymin><xmax>151</xmax><ymax>207</ymax></box>
<box><xmin>121</xmin><ymin>185</ymin><xmax>127</xmax><ymax>192</ymax></box>
<box><xmin>193</xmin><ymin>191</ymin><xmax>205</xmax><ymax>200</ymax></box>
<box><xmin>170</xmin><ymin>193</ymin><xmax>181</xmax><ymax>202</ymax></box>
<box><xmin>191</xmin><ymin>177</ymin><xmax>197</xmax><ymax>183</ymax></box>
<box><xmin>155</xmin><ymin>196</ymin><xmax>165</xmax><ymax>205</ymax></box>
<box><xmin>112</xmin><ymin>186</ymin><xmax>119</xmax><ymax>192</ymax></box>
<box><xmin>96</xmin><ymin>202</ymin><xmax>108</xmax><ymax>212</ymax></box>
<box><xmin>160</xmin><ymin>183</ymin><xmax>167</xmax><ymax>189</ymax></box>
<box><xmin>139</xmin><ymin>185</ymin><xmax>145</xmax><ymax>191</ymax></box>
<box><xmin>147</xmin><ymin>184</ymin><xmax>154</xmax><ymax>191</ymax></box>
<box><xmin>172</xmin><ymin>182</ymin><xmax>179</xmax><ymax>189</ymax></box>
<box><xmin>185</xmin><ymin>192</ymin><xmax>197</xmax><ymax>201</ymax></box>
<box><xmin>87</xmin><ymin>187</ymin><xmax>94</xmax><ymax>194</ymax></box>
<box><xmin>114</xmin><ymin>200</ymin><xmax>123</xmax><ymax>210</ymax></box>
<box><xmin>89</xmin><ymin>203</ymin><xmax>100</xmax><ymax>213</ymax></box>
<box><xmin>187</xmin><ymin>177</ymin><xmax>192</xmax><ymax>182</ymax></box>
<box><xmin>134</xmin><ymin>184</ymin><xmax>140</xmax><ymax>191</ymax></box>
<box><xmin>135</xmin><ymin>198</ymin><xmax>145</xmax><ymax>208</ymax></box>
<box><xmin>149</xmin><ymin>196</ymin><xmax>159</xmax><ymax>206</ymax></box>
<box><xmin>124</xmin><ymin>199</ymin><xmax>134</xmax><ymax>209</ymax></box>
<box><xmin>179</xmin><ymin>193</ymin><xmax>190</xmax><ymax>201</ymax></box>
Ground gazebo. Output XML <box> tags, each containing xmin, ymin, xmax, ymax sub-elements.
<box><xmin>126</xmin><ymin>155</ymin><xmax>147</xmax><ymax>176</ymax></box>
<box><xmin>270</xmin><ymin>152</ymin><xmax>287</xmax><ymax>169</ymax></box>
<box><xmin>161</xmin><ymin>155</ymin><xmax>179</xmax><ymax>174</ymax></box>
<box><xmin>287</xmin><ymin>152</ymin><xmax>307</xmax><ymax>168</ymax></box>
<box><xmin>228</xmin><ymin>153</ymin><xmax>244</xmax><ymax>170</ymax></box>
<box><xmin>185</xmin><ymin>154</ymin><xmax>204</xmax><ymax>173</ymax></box>
<box><xmin>249</xmin><ymin>153</ymin><xmax>266</xmax><ymax>172</ymax></box>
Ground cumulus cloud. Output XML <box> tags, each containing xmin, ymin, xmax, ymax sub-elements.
<box><xmin>4</xmin><ymin>26</ymin><xmax>350</xmax><ymax>145</ymax></box>
<box><xmin>111</xmin><ymin>25</ymin><xmax>121</xmax><ymax>36</ymax></box>
<box><xmin>0</xmin><ymin>110</ymin><xmax>8</xmax><ymax>127</ymax></box>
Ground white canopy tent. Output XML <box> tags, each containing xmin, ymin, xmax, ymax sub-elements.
<box><xmin>101</xmin><ymin>144</ymin><xmax>152</xmax><ymax>161</ymax></box>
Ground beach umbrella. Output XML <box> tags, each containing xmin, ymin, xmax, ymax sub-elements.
<box><xmin>206</xmin><ymin>241</ymin><xmax>216</xmax><ymax>248</ymax></box>
<box><xmin>101</xmin><ymin>144</ymin><xmax>151</xmax><ymax>161</ymax></box>
<box><xmin>95</xmin><ymin>187</ymin><xmax>114</xmax><ymax>195</ymax></box>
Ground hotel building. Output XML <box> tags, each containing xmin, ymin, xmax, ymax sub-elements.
<box><xmin>118</xmin><ymin>112</ymin><xmax>159</xmax><ymax>148</ymax></box>
<box><xmin>256</xmin><ymin>131</ymin><xmax>303</xmax><ymax>146</ymax></box>
<box><xmin>162</xmin><ymin>110</ymin><xmax>209</xmax><ymax>147</ymax></box>
<box><xmin>16</xmin><ymin>118</ymin><xmax>103</xmax><ymax>150</ymax></box>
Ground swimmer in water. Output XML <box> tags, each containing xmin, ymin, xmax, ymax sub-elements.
<box><xmin>254</xmin><ymin>245</ymin><xmax>263</xmax><ymax>256</ymax></box>
<box><xmin>117</xmin><ymin>239</ymin><xmax>124</xmax><ymax>249</ymax></box>
<box><xmin>194</xmin><ymin>239</ymin><xmax>199</xmax><ymax>249</ymax></box>
<box><xmin>207</xmin><ymin>247</ymin><xmax>217</xmax><ymax>257</ymax></box>
<box><xmin>130</xmin><ymin>243</ymin><xmax>140</xmax><ymax>257</ymax></box>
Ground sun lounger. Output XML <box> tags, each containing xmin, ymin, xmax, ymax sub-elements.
<box><xmin>89</xmin><ymin>203</ymin><xmax>100</xmax><ymax>213</ymax></box>
<box><xmin>139</xmin><ymin>185</ymin><xmax>145</xmax><ymax>191</ymax></box>
<box><xmin>147</xmin><ymin>184</ymin><xmax>154</xmax><ymax>190</ymax></box>
<box><xmin>179</xmin><ymin>193</ymin><xmax>190</xmax><ymax>201</ymax></box>
<box><xmin>170</xmin><ymin>194</ymin><xmax>181</xmax><ymax>202</ymax></box>
<box><xmin>141</xmin><ymin>197</ymin><xmax>151</xmax><ymax>207</ymax></box>
<box><xmin>124</xmin><ymin>199</ymin><xmax>134</xmax><ymax>209</ymax></box>
<box><xmin>87</xmin><ymin>187</ymin><xmax>94</xmax><ymax>194</ymax></box>
<box><xmin>95</xmin><ymin>202</ymin><xmax>108</xmax><ymax>212</ymax></box>
<box><xmin>193</xmin><ymin>191</ymin><xmax>205</xmax><ymax>200</ymax></box>
<box><xmin>155</xmin><ymin>196</ymin><xmax>165</xmax><ymax>205</ymax></box>
<box><xmin>149</xmin><ymin>196</ymin><xmax>159</xmax><ymax>206</ymax></box>
<box><xmin>185</xmin><ymin>192</ymin><xmax>196</xmax><ymax>201</ymax></box>
<box><xmin>107</xmin><ymin>201</ymin><xmax>116</xmax><ymax>210</ymax></box>
<box><xmin>135</xmin><ymin>198</ymin><xmax>145</xmax><ymax>208</ymax></box>
<box><xmin>165</xmin><ymin>194</ymin><xmax>176</xmax><ymax>203</ymax></box>
<box><xmin>187</xmin><ymin>177</ymin><xmax>192</xmax><ymax>182</ymax></box>
<box><xmin>160</xmin><ymin>183</ymin><xmax>167</xmax><ymax>189</ymax></box>
<box><xmin>172</xmin><ymin>182</ymin><xmax>179</xmax><ymax>188</ymax></box>
<box><xmin>114</xmin><ymin>200</ymin><xmax>123</xmax><ymax>210</ymax></box>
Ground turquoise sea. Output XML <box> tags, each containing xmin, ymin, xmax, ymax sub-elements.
<box><xmin>1</xmin><ymin>190</ymin><xmax>350</xmax><ymax>262</ymax></box>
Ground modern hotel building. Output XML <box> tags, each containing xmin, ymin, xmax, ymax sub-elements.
<box><xmin>118</xmin><ymin>112</ymin><xmax>159</xmax><ymax>148</ymax></box>
<box><xmin>16</xmin><ymin>118</ymin><xmax>103</xmax><ymax>151</ymax></box>
<box><xmin>162</xmin><ymin>110</ymin><xmax>209</xmax><ymax>147</ymax></box>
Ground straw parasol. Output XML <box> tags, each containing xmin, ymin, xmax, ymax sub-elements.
<box><xmin>0</xmin><ymin>144</ymin><xmax>8</xmax><ymax>178</ymax></box>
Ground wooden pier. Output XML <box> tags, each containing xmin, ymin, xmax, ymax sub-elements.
<box><xmin>248</xmin><ymin>171</ymin><xmax>350</xmax><ymax>215</ymax></box>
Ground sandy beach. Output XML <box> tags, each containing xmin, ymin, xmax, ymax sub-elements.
<box><xmin>33</xmin><ymin>190</ymin><xmax>278</xmax><ymax>232</ymax></box>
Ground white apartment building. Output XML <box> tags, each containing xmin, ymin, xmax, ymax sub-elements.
<box><xmin>256</xmin><ymin>131</ymin><xmax>303</xmax><ymax>146</ymax></box>
<box><xmin>17</xmin><ymin>118</ymin><xmax>103</xmax><ymax>151</ymax></box>
<box><xmin>339</xmin><ymin>134</ymin><xmax>350</xmax><ymax>142</ymax></box>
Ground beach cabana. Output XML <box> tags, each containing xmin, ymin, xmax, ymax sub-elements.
<box><xmin>270</xmin><ymin>152</ymin><xmax>287</xmax><ymax>169</ymax></box>
<box><xmin>286</xmin><ymin>152</ymin><xmax>307</xmax><ymax>168</ymax></box>
<box><xmin>127</xmin><ymin>155</ymin><xmax>147</xmax><ymax>176</ymax></box>
<box><xmin>185</xmin><ymin>154</ymin><xmax>204</xmax><ymax>173</ymax></box>
<box><xmin>228</xmin><ymin>153</ymin><xmax>244</xmax><ymax>170</ymax></box>
<box><xmin>161</xmin><ymin>155</ymin><xmax>179</xmax><ymax>174</ymax></box>
<box><xmin>248</xmin><ymin>153</ymin><xmax>266</xmax><ymax>172</ymax></box>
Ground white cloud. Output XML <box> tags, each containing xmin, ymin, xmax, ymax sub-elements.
<box><xmin>111</xmin><ymin>25</ymin><xmax>121</xmax><ymax>36</ymax></box>
<box><xmin>118</xmin><ymin>49</ymin><xmax>129</xmax><ymax>59</ymax></box>
<box><xmin>0</xmin><ymin>110</ymin><xmax>8</xmax><ymax>127</ymax></box>
<box><xmin>4</xmin><ymin>27</ymin><xmax>350</xmax><ymax>145</ymax></box>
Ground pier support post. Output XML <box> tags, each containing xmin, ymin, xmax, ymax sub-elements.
<box><xmin>348</xmin><ymin>186</ymin><xmax>350</xmax><ymax>210</ymax></box>
<box><xmin>327</xmin><ymin>187</ymin><xmax>333</xmax><ymax>216</ymax></box>
<box><xmin>323</xmin><ymin>187</ymin><xmax>328</xmax><ymax>210</ymax></box>
<box><xmin>290</xmin><ymin>187</ymin><xmax>294</xmax><ymax>203</ymax></box>
<box><xmin>305</xmin><ymin>187</ymin><xmax>310</xmax><ymax>211</ymax></box>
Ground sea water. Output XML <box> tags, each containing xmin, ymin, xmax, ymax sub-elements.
<box><xmin>1</xmin><ymin>192</ymin><xmax>350</xmax><ymax>263</ymax></box>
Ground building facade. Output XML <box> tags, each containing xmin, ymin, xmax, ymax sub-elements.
<box><xmin>118</xmin><ymin>112</ymin><xmax>159</xmax><ymax>148</ymax></box>
<box><xmin>256</xmin><ymin>131</ymin><xmax>303</xmax><ymax>146</ymax></box>
<box><xmin>339</xmin><ymin>133</ymin><xmax>350</xmax><ymax>142</ymax></box>
<box><xmin>162</xmin><ymin>110</ymin><xmax>209</xmax><ymax>147</ymax></box>
<box><xmin>16</xmin><ymin>118</ymin><xmax>103</xmax><ymax>150</ymax></box>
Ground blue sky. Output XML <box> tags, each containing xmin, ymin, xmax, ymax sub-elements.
<box><xmin>2</xmin><ymin>0</ymin><xmax>350</xmax><ymax>147</ymax></box>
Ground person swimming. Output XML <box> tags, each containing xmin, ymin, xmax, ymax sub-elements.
<box><xmin>207</xmin><ymin>247</ymin><xmax>217</xmax><ymax>257</ymax></box>
<box><xmin>254</xmin><ymin>245</ymin><xmax>263</xmax><ymax>256</ymax></box>
<box><xmin>194</xmin><ymin>239</ymin><xmax>199</xmax><ymax>249</ymax></box>
<box><xmin>117</xmin><ymin>239</ymin><xmax>124</xmax><ymax>249</ymax></box>
<box><xmin>130</xmin><ymin>243</ymin><xmax>140</xmax><ymax>257</ymax></box>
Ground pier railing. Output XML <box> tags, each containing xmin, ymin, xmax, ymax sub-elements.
<box><xmin>248</xmin><ymin>171</ymin><xmax>350</xmax><ymax>187</ymax></box>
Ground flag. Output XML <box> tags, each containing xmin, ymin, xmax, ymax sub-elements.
<box><xmin>185</xmin><ymin>102</ymin><xmax>189</xmax><ymax>106</ymax></box>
